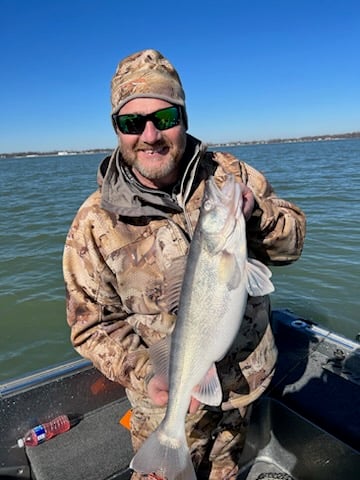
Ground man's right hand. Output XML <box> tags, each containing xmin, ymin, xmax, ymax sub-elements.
<box><xmin>147</xmin><ymin>375</ymin><xmax>201</xmax><ymax>413</ymax></box>
<box><xmin>147</xmin><ymin>375</ymin><xmax>169</xmax><ymax>407</ymax></box>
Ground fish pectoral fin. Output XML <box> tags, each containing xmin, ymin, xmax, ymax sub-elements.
<box><xmin>191</xmin><ymin>363</ymin><xmax>222</xmax><ymax>406</ymax></box>
<box><xmin>148</xmin><ymin>336</ymin><xmax>171</xmax><ymax>383</ymax></box>
<box><xmin>246</xmin><ymin>258</ymin><xmax>275</xmax><ymax>297</ymax></box>
<box><xmin>219</xmin><ymin>251</ymin><xmax>242</xmax><ymax>290</ymax></box>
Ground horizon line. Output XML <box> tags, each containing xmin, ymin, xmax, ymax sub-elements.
<box><xmin>1</xmin><ymin>131</ymin><xmax>359</xmax><ymax>158</ymax></box>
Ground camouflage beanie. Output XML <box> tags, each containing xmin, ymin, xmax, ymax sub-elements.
<box><xmin>111</xmin><ymin>49</ymin><xmax>187</xmax><ymax>123</ymax></box>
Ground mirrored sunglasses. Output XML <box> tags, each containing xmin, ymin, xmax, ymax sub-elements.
<box><xmin>112</xmin><ymin>105</ymin><xmax>182</xmax><ymax>135</ymax></box>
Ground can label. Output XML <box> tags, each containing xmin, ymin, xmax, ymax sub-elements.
<box><xmin>33</xmin><ymin>425</ymin><xmax>46</xmax><ymax>443</ymax></box>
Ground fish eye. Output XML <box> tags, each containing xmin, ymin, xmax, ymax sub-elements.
<box><xmin>203</xmin><ymin>199</ymin><xmax>213</xmax><ymax>211</ymax></box>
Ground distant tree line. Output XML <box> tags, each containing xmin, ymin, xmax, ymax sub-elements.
<box><xmin>209</xmin><ymin>131</ymin><xmax>360</xmax><ymax>147</ymax></box>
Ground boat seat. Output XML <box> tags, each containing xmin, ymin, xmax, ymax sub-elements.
<box><xmin>25</xmin><ymin>397</ymin><xmax>133</xmax><ymax>480</ymax></box>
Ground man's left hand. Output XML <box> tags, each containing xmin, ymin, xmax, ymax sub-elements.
<box><xmin>241</xmin><ymin>183</ymin><xmax>255</xmax><ymax>220</ymax></box>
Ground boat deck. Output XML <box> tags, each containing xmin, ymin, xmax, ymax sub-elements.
<box><xmin>1</xmin><ymin>309</ymin><xmax>359</xmax><ymax>479</ymax></box>
<box><xmin>26</xmin><ymin>397</ymin><xmax>133</xmax><ymax>480</ymax></box>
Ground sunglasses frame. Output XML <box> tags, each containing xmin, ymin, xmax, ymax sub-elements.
<box><xmin>112</xmin><ymin>105</ymin><xmax>182</xmax><ymax>135</ymax></box>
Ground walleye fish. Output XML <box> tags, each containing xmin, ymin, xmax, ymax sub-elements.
<box><xmin>130</xmin><ymin>174</ymin><xmax>274</xmax><ymax>480</ymax></box>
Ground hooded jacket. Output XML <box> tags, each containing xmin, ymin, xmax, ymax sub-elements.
<box><xmin>63</xmin><ymin>134</ymin><xmax>306</xmax><ymax>410</ymax></box>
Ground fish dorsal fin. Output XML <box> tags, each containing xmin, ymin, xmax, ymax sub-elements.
<box><xmin>246</xmin><ymin>258</ymin><xmax>275</xmax><ymax>297</ymax></box>
<box><xmin>148</xmin><ymin>336</ymin><xmax>171</xmax><ymax>385</ymax></box>
<box><xmin>161</xmin><ymin>256</ymin><xmax>187</xmax><ymax>313</ymax></box>
<box><xmin>191</xmin><ymin>363</ymin><xmax>222</xmax><ymax>406</ymax></box>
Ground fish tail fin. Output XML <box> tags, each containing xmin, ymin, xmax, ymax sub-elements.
<box><xmin>130</xmin><ymin>426</ymin><xmax>196</xmax><ymax>480</ymax></box>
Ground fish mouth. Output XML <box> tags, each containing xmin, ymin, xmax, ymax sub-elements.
<box><xmin>205</xmin><ymin>174</ymin><xmax>240</xmax><ymax>212</ymax></box>
<box><xmin>201</xmin><ymin>175</ymin><xmax>243</xmax><ymax>254</ymax></box>
<box><xmin>205</xmin><ymin>175</ymin><xmax>230</xmax><ymax>202</ymax></box>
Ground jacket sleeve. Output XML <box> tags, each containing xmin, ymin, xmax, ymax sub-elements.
<box><xmin>63</xmin><ymin>193</ymin><xmax>152</xmax><ymax>394</ymax></box>
<box><xmin>240</xmin><ymin>161</ymin><xmax>306</xmax><ymax>265</ymax></box>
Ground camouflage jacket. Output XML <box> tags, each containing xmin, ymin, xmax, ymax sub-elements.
<box><xmin>63</xmin><ymin>135</ymin><xmax>306</xmax><ymax>410</ymax></box>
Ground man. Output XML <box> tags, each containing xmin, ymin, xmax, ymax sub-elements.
<box><xmin>63</xmin><ymin>49</ymin><xmax>306</xmax><ymax>479</ymax></box>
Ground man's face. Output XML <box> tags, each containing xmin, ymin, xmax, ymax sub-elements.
<box><xmin>116</xmin><ymin>98</ymin><xmax>187</xmax><ymax>189</ymax></box>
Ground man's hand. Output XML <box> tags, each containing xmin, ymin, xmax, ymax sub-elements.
<box><xmin>147</xmin><ymin>375</ymin><xmax>201</xmax><ymax>413</ymax></box>
<box><xmin>147</xmin><ymin>375</ymin><xmax>168</xmax><ymax>407</ymax></box>
<box><xmin>241</xmin><ymin>183</ymin><xmax>255</xmax><ymax>220</ymax></box>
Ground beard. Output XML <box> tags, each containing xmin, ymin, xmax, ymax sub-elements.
<box><xmin>120</xmin><ymin>135</ymin><xmax>187</xmax><ymax>184</ymax></box>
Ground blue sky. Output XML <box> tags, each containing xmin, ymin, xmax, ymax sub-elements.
<box><xmin>1</xmin><ymin>0</ymin><xmax>359</xmax><ymax>153</ymax></box>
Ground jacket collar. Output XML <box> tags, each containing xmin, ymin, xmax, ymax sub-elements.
<box><xmin>98</xmin><ymin>134</ymin><xmax>207</xmax><ymax>219</ymax></box>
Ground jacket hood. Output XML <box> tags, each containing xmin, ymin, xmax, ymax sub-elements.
<box><xmin>98</xmin><ymin>135</ymin><xmax>207</xmax><ymax>218</ymax></box>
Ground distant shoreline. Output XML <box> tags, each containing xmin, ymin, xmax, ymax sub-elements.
<box><xmin>210</xmin><ymin>131</ymin><xmax>360</xmax><ymax>148</ymax></box>
<box><xmin>0</xmin><ymin>148</ymin><xmax>113</xmax><ymax>160</ymax></box>
<box><xmin>1</xmin><ymin>131</ymin><xmax>359</xmax><ymax>159</ymax></box>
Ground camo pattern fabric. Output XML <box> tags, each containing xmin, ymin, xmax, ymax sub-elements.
<box><xmin>63</xmin><ymin>139</ymin><xmax>306</xmax><ymax>477</ymax></box>
<box><xmin>111</xmin><ymin>49</ymin><xmax>186</xmax><ymax>116</ymax></box>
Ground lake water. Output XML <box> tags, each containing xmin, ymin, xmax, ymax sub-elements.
<box><xmin>1</xmin><ymin>139</ymin><xmax>359</xmax><ymax>382</ymax></box>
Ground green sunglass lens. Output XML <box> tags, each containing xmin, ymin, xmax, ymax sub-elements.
<box><xmin>115</xmin><ymin>106</ymin><xmax>180</xmax><ymax>134</ymax></box>
<box><xmin>154</xmin><ymin>107</ymin><xmax>179</xmax><ymax>130</ymax></box>
<box><xmin>119</xmin><ymin>115</ymin><xmax>144</xmax><ymax>134</ymax></box>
